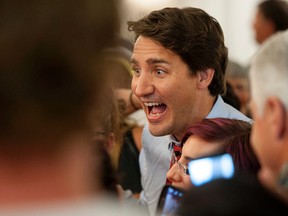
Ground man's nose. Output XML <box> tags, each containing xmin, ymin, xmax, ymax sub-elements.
<box><xmin>132</xmin><ymin>72</ymin><xmax>154</xmax><ymax>98</ymax></box>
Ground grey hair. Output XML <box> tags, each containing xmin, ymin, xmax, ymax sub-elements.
<box><xmin>249</xmin><ymin>30</ymin><xmax>288</xmax><ymax>116</ymax></box>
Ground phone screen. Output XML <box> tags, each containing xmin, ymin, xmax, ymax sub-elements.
<box><xmin>156</xmin><ymin>185</ymin><xmax>184</xmax><ymax>216</ymax></box>
<box><xmin>188</xmin><ymin>153</ymin><xmax>235</xmax><ymax>186</ymax></box>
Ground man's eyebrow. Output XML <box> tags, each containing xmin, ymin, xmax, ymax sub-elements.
<box><xmin>130</xmin><ymin>58</ymin><xmax>138</xmax><ymax>65</ymax></box>
<box><xmin>130</xmin><ymin>58</ymin><xmax>169</xmax><ymax>65</ymax></box>
<box><xmin>146</xmin><ymin>58</ymin><xmax>169</xmax><ymax>65</ymax></box>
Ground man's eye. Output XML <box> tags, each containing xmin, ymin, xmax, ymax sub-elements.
<box><xmin>132</xmin><ymin>67</ymin><xmax>141</xmax><ymax>75</ymax></box>
<box><xmin>155</xmin><ymin>68</ymin><xmax>165</xmax><ymax>75</ymax></box>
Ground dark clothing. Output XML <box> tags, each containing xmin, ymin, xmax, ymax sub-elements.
<box><xmin>177</xmin><ymin>175</ymin><xmax>288</xmax><ymax>216</ymax></box>
<box><xmin>118</xmin><ymin>129</ymin><xmax>142</xmax><ymax>193</ymax></box>
<box><xmin>222</xmin><ymin>82</ymin><xmax>241</xmax><ymax>111</ymax></box>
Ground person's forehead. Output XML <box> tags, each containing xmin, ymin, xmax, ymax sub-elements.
<box><xmin>182</xmin><ymin>136</ymin><xmax>223</xmax><ymax>158</ymax></box>
<box><xmin>131</xmin><ymin>36</ymin><xmax>184</xmax><ymax>68</ymax></box>
<box><xmin>132</xmin><ymin>36</ymin><xmax>175</xmax><ymax>56</ymax></box>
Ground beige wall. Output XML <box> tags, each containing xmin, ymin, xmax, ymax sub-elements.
<box><xmin>119</xmin><ymin>0</ymin><xmax>263</xmax><ymax>67</ymax></box>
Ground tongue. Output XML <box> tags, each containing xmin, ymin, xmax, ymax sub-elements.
<box><xmin>150</xmin><ymin>104</ymin><xmax>167</xmax><ymax>114</ymax></box>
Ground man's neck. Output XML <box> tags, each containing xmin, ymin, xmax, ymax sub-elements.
<box><xmin>173</xmin><ymin>94</ymin><xmax>217</xmax><ymax>141</ymax></box>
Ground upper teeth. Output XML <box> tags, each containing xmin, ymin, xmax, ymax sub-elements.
<box><xmin>144</xmin><ymin>102</ymin><xmax>162</xmax><ymax>106</ymax></box>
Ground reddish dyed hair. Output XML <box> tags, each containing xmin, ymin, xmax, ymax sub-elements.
<box><xmin>181</xmin><ymin>118</ymin><xmax>260</xmax><ymax>175</ymax></box>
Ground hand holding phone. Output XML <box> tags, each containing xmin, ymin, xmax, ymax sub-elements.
<box><xmin>157</xmin><ymin>185</ymin><xmax>184</xmax><ymax>216</ymax></box>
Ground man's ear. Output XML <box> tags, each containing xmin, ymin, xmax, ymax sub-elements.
<box><xmin>265</xmin><ymin>97</ymin><xmax>287</xmax><ymax>140</ymax></box>
<box><xmin>197</xmin><ymin>68</ymin><xmax>215</xmax><ymax>89</ymax></box>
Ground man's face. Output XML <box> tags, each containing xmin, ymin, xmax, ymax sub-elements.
<box><xmin>226</xmin><ymin>77</ymin><xmax>250</xmax><ymax>107</ymax></box>
<box><xmin>131</xmin><ymin>36</ymin><xmax>199</xmax><ymax>139</ymax></box>
<box><xmin>250</xmin><ymin>100</ymin><xmax>280</xmax><ymax>174</ymax></box>
<box><xmin>252</xmin><ymin>9</ymin><xmax>275</xmax><ymax>44</ymax></box>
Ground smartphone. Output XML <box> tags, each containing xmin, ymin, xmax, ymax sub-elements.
<box><xmin>156</xmin><ymin>185</ymin><xmax>184</xmax><ymax>216</ymax></box>
<box><xmin>188</xmin><ymin>153</ymin><xmax>235</xmax><ymax>187</ymax></box>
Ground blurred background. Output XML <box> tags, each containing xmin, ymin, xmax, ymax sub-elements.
<box><xmin>118</xmin><ymin>0</ymin><xmax>282</xmax><ymax>67</ymax></box>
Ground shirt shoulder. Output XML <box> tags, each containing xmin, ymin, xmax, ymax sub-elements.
<box><xmin>208</xmin><ymin>96</ymin><xmax>252</xmax><ymax>123</ymax></box>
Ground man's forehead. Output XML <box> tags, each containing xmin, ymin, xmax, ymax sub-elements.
<box><xmin>133</xmin><ymin>37</ymin><xmax>166</xmax><ymax>53</ymax></box>
<box><xmin>131</xmin><ymin>36</ymin><xmax>178</xmax><ymax>62</ymax></box>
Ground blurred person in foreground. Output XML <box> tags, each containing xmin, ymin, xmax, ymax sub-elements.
<box><xmin>249</xmin><ymin>30</ymin><xmax>288</xmax><ymax>202</ymax></box>
<box><xmin>253</xmin><ymin>0</ymin><xmax>288</xmax><ymax>45</ymax></box>
<box><xmin>0</xmin><ymin>0</ymin><xmax>147</xmax><ymax>215</ymax></box>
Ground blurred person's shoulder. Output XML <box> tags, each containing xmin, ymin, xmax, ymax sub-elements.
<box><xmin>0</xmin><ymin>196</ymin><xmax>149</xmax><ymax>216</ymax></box>
<box><xmin>178</xmin><ymin>175</ymin><xmax>288</xmax><ymax>216</ymax></box>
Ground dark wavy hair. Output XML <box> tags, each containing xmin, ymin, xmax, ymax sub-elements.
<box><xmin>181</xmin><ymin>118</ymin><xmax>260</xmax><ymax>175</ymax></box>
<box><xmin>258</xmin><ymin>0</ymin><xmax>288</xmax><ymax>31</ymax></box>
<box><xmin>128</xmin><ymin>7</ymin><xmax>228</xmax><ymax>96</ymax></box>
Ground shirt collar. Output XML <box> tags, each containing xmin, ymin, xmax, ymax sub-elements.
<box><xmin>206</xmin><ymin>95</ymin><xmax>229</xmax><ymax>118</ymax></box>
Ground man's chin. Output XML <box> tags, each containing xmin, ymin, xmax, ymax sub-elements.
<box><xmin>148</xmin><ymin>125</ymin><xmax>170</xmax><ymax>137</ymax></box>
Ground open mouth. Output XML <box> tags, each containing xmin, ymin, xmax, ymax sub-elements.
<box><xmin>144</xmin><ymin>102</ymin><xmax>167</xmax><ymax>117</ymax></box>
